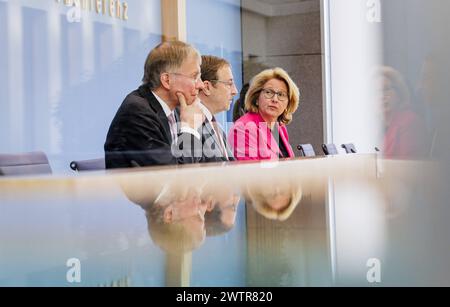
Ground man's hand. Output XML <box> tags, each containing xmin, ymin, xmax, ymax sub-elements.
<box><xmin>177</xmin><ymin>92</ymin><xmax>205</xmax><ymax>131</ymax></box>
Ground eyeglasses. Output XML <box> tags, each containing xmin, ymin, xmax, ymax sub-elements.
<box><xmin>169</xmin><ymin>72</ymin><xmax>202</xmax><ymax>85</ymax></box>
<box><xmin>210</xmin><ymin>79</ymin><xmax>235</xmax><ymax>89</ymax></box>
<box><xmin>261</xmin><ymin>88</ymin><xmax>289</xmax><ymax>102</ymax></box>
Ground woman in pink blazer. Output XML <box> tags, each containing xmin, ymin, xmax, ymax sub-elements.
<box><xmin>375</xmin><ymin>66</ymin><xmax>427</xmax><ymax>159</ymax></box>
<box><xmin>229</xmin><ymin>68</ymin><xmax>300</xmax><ymax>161</ymax></box>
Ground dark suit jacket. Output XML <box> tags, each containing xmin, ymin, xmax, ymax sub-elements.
<box><xmin>200</xmin><ymin>120</ymin><xmax>235</xmax><ymax>163</ymax></box>
<box><xmin>104</xmin><ymin>85</ymin><xmax>203</xmax><ymax>169</ymax></box>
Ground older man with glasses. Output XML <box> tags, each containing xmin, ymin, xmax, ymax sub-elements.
<box><xmin>104</xmin><ymin>41</ymin><xmax>206</xmax><ymax>169</ymax></box>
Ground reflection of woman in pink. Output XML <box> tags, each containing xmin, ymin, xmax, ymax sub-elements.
<box><xmin>376</xmin><ymin>67</ymin><xmax>427</xmax><ymax>159</ymax></box>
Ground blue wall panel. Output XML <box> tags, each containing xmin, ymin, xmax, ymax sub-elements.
<box><xmin>0</xmin><ymin>0</ymin><xmax>162</xmax><ymax>173</ymax></box>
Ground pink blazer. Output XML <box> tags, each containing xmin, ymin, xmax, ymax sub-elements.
<box><xmin>383</xmin><ymin>109</ymin><xmax>427</xmax><ymax>159</ymax></box>
<box><xmin>228</xmin><ymin>112</ymin><xmax>295</xmax><ymax>161</ymax></box>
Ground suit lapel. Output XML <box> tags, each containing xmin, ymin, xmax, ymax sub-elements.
<box><xmin>251</xmin><ymin>113</ymin><xmax>279</xmax><ymax>157</ymax></box>
<box><xmin>214</xmin><ymin>121</ymin><xmax>235</xmax><ymax>160</ymax></box>
<box><xmin>202</xmin><ymin>120</ymin><xmax>224</xmax><ymax>160</ymax></box>
<box><xmin>204</xmin><ymin>120</ymin><xmax>221</xmax><ymax>148</ymax></box>
<box><xmin>263</xmin><ymin>122</ymin><xmax>294</xmax><ymax>158</ymax></box>
<box><xmin>220</xmin><ymin>127</ymin><xmax>235</xmax><ymax>160</ymax></box>
<box><xmin>203</xmin><ymin>120</ymin><xmax>234</xmax><ymax>161</ymax></box>
<box><xmin>264</xmin><ymin>124</ymin><xmax>281</xmax><ymax>157</ymax></box>
<box><xmin>279</xmin><ymin>126</ymin><xmax>294</xmax><ymax>158</ymax></box>
<box><xmin>139</xmin><ymin>86</ymin><xmax>172</xmax><ymax>143</ymax></box>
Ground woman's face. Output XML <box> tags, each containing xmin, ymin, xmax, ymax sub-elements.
<box><xmin>260</xmin><ymin>185</ymin><xmax>291</xmax><ymax>211</ymax></box>
<box><xmin>257</xmin><ymin>78</ymin><xmax>289</xmax><ymax>123</ymax></box>
<box><xmin>378</xmin><ymin>77</ymin><xmax>399</xmax><ymax>118</ymax></box>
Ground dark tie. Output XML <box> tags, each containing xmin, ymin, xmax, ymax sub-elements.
<box><xmin>211</xmin><ymin>116</ymin><xmax>229</xmax><ymax>160</ymax></box>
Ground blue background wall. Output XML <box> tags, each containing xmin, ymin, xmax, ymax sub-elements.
<box><xmin>0</xmin><ymin>0</ymin><xmax>243</xmax><ymax>174</ymax></box>
<box><xmin>187</xmin><ymin>0</ymin><xmax>243</xmax><ymax>132</ymax></box>
<box><xmin>0</xmin><ymin>0</ymin><xmax>162</xmax><ymax>173</ymax></box>
<box><xmin>0</xmin><ymin>0</ymin><xmax>245</xmax><ymax>286</ymax></box>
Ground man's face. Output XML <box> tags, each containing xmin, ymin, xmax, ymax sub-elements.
<box><xmin>170</xmin><ymin>53</ymin><xmax>204</xmax><ymax>105</ymax></box>
<box><xmin>170</xmin><ymin>189</ymin><xmax>207</xmax><ymax>245</ymax></box>
<box><xmin>209</xmin><ymin>65</ymin><xmax>238</xmax><ymax>113</ymax></box>
<box><xmin>218</xmin><ymin>193</ymin><xmax>240</xmax><ymax>228</ymax></box>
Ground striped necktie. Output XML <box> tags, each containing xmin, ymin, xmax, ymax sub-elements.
<box><xmin>167</xmin><ymin>112</ymin><xmax>178</xmax><ymax>145</ymax></box>
<box><xmin>212</xmin><ymin>116</ymin><xmax>229</xmax><ymax>160</ymax></box>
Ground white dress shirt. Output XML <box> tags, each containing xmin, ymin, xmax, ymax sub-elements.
<box><xmin>152</xmin><ymin>91</ymin><xmax>200</xmax><ymax>140</ymax></box>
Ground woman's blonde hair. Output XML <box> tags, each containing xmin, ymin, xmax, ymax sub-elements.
<box><xmin>245</xmin><ymin>183</ymin><xmax>302</xmax><ymax>221</ymax></box>
<box><xmin>245</xmin><ymin>67</ymin><xmax>300</xmax><ymax>125</ymax></box>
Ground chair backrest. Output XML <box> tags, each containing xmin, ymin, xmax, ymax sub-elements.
<box><xmin>0</xmin><ymin>151</ymin><xmax>52</xmax><ymax>176</ymax></box>
<box><xmin>322</xmin><ymin>143</ymin><xmax>339</xmax><ymax>155</ymax></box>
<box><xmin>297</xmin><ymin>144</ymin><xmax>316</xmax><ymax>157</ymax></box>
<box><xmin>341</xmin><ymin>143</ymin><xmax>357</xmax><ymax>154</ymax></box>
<box><xmin>70</xmin><ymin>158</ymin><xmax>105</xmax><ymax>172</ymax></box>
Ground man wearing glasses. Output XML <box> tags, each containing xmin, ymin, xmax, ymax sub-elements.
<box><xmin>197</xmin><ymin>55</ymin><xmax>238</xmax><ymax>162</ymax></box>
<box><xmin>104</xmin><ymin>41</ymin><xmax>206</xmax><ymax>169</ymax></box>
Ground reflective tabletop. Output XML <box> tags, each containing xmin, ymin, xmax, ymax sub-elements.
<box><xmin>1</xmin><ymin>154</ymin><xmax>449</xmax><ymax>286</ymax></box>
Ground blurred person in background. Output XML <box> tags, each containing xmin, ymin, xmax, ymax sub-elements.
<box><xmin>375</xmin><ymin>66</ymin><xmax>427</xmax><ymax>159</ymax></box>
<box><xmin>232</xmin><ymin>83</ymin><xmax>250</xmax><ymax>122</ymax></box>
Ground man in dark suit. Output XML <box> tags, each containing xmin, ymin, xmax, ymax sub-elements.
<box><xmin>198</xmin><ymin>55</ymin><xmax>238</xmax><ymax>162</ymax></box>
<box><xmin>104</xmin><ymin>41</ymin><xmax>206</xmax><ymax>169</ymax></box>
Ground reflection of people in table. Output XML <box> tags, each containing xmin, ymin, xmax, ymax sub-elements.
<box><xmin>120</xmin><ymin>174</ymin><xmax>241</xmax><ymax>251</ymax></box>
<box><xmin>145</xmin><ymin>185</ymin><xmax>208</xmax><ymax>254</ymax></box>
<box><xmin>203</xmin><ymin>186</ymin><xmax>241</xmax><ymax>236</ymax></box>
<box><xmin>119</xmin><ymin>175</ymin><xmax>209</xmax><ymax>254</ymax></box>
<box><xmin>245</xmin><ymin>179</ymin><xmax>302</xmax><ymax>221</ymax></box>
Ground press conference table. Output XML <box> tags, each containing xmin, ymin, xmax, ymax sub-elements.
<box><xmin>0</xmin><ymin>154</ymin><xmax>447</xmax><ymax>286</ymax></box>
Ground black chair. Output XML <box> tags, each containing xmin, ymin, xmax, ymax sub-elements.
<box><xmin>341</xmin><ymin>143</ymin><xmax>357</xmax><ymax>154</ymax></box>
<box><xmin>297</xmin><ymin>144</ymin><xmax>316</xmax><ymax>157</ymax></box>
<box><xmin>0</xmin><ymin>151</ymin><xmax>52</xmax><ymax>176</ymax></box>
<box><xmin>70</xmin><ymin>158</ymin><xmax>105</xmax><ymax>172</ymax></box>
<box><xmin>322</xmin><ymin>143</ymin><xmax>339</xmax><ymax>156</ymax></box>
